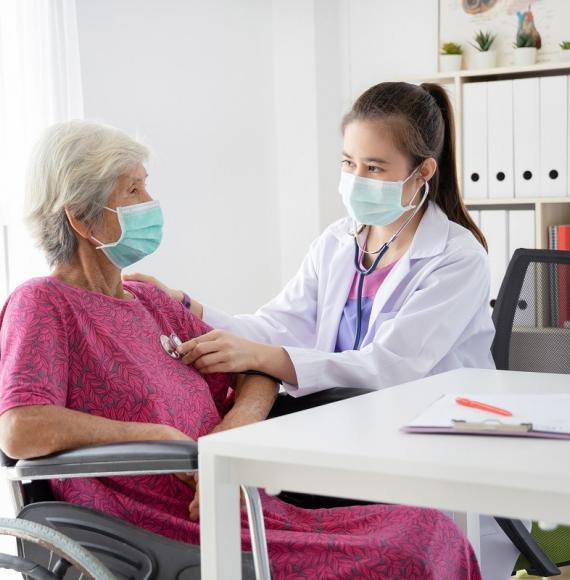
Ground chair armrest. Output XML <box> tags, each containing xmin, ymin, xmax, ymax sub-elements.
<box><xmin>4</xmin><ymin>440</ymin><xmax>198</xmax><ymax>481</ymax></box>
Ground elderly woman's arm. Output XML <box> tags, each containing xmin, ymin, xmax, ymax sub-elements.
<box><xmin>186</xmin><ymin>373</ymin><xmax>277</xmax><ymax>521</ymax></box>
<box><xmin>212</xmin><ymin>374</ymin><xmax>278</xmax><ymax>434</ymax></box>
<box><xmin>0</xmin><ymin>405</ymin><xmax>191</xmax><ymax>460</ymax></box>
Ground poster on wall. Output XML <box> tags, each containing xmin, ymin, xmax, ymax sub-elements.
<box><xmin>439</xmin><ymin>0</ymin><xmax>570</xmax><ymax>68</ymax></box>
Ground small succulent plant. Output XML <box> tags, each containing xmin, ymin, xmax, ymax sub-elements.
<box><xmin>560</xmin><ymin>41</ymin><xmax>570</xmax><ymax>50</ymax></box>
<box><xmin>513</xmin><ymin>32</ymin><xmax>538</xmax><ymax>48</ymax></box>
<box><xmin>441</xmin><ymin>42</ymin><xmax>463</xmax><ymax>55</ymax></box>
<box><xmin>471</xmin><ymin>30</ymin><xmax>496</xmax><ymax>52</ymax></box>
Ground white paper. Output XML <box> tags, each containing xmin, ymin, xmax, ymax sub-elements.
<box><xmin>407</xmin><ymin>394</ymin><xmax>570</xmax><ymax>435</ymax></box>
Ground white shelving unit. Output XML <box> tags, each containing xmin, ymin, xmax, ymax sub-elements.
<box><xmin>406</xmin><ymin>61</ymin><xmax>570</xmax><ymax>250</ymax></box>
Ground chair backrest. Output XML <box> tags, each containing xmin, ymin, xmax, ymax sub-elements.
<box><xmin>492</xmin><ymin>248</ymin><xmax>570</xmax><ymax>373</ymax></box>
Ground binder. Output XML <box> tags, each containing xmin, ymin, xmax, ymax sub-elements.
<box><xmin>463</xmin><ymin>82</ymin><xmax>488</xmax><ymax>199</ymax></box>
<box><xmin>480</xmin><ymin>209</ymin><xmax>508</xmax><ymax>308</ymax></box>
<box><xmin>487</xmin><ymin>80</ymin><xmax>514</xmax><ymax>198</ymax></box>
<box><xmin>403</xmin><ymin>393</ymin><xmax>570</xmax><ymax>440</ymax></box>
<box><xmin>548</xmin><ymin>225</ymin><xmax>560</xmax><ymax>327</ymax></box>
<box><xmin>508</xmin><ymin>210</ymin><xmax>536</xmax><ymax>326</ymax></box>
<box><xmin>557</xmin><ymin>226</ymin><xmax>570</xmax><ymax>326</ymax></box>
<box><xmin>539</xmin><ymin>76</ymin><xmax>568</xmax><ymax>197</ymax></box>
<box><xmin>513</xmin><ymin>78</ymin><xmax>540</xmax><ymax>198</ymax></box>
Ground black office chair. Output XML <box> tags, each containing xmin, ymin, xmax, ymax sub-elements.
<box><xmin>0</xmin><ymin>441</ymin><xmax>270</xmax><ymax>579</ymax></box>
<box><xmin>491</xmin><ymin>248</ymin><xmax>570</xmax><ymax>578</ymax></box>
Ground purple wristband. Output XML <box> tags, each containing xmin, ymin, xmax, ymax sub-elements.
<box><xmin>181</xmin><ymin>291</ymin><xmax>191</xmax><ymax>310</ymax></box>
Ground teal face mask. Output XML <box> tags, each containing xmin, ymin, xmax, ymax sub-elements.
<box><xmin>338</xmin><ymin>168</ymin><xmax>420</xmax><ymax>226</ymax></box>
<box><xmin>92</xmin><ymin>200</ymin><xmax>163</xmax><ymax>268</ymax></box>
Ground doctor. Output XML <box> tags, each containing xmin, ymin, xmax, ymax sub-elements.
<box><xmin>129</xmin><ymin>81</ymin><xmax>495</xmax><ymax>396</ymax></box>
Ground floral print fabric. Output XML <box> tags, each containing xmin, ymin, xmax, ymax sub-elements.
<box><xmin>0</xmin><ymin>277</ymin><xmax>481</xmax><ymax>579</ymax></box>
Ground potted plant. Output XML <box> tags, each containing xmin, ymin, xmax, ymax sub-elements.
<box><xmin>470</xmin><ymin>30</ymin><xmax>497</xmax><ymax>69</ymax></box>
<box><xmin>513</xmin><ymin>32</ymin><xmax>538</xmax><ymax>65</ymax></box>
<box><xmin>440</xmin><ymin>42</ymin><xmax>463</xmax><ymax>72</ymax></box>
<box><xmin>560</xmin><ymin>41</ymin><xmax>570</xmax><ymax>62</ymax></box>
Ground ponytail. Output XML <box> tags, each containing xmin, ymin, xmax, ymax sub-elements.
<box><xmin>420</xmin><ymin>83</ymin><xmax>487</xmax><ymax>250</ymax></box>
<box><xmin>343</xmin><ymin>81</ymin><xmax>488</xmax><ymax>251</ymax></box>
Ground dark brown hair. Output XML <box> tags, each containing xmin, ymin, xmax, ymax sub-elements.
<box><xmin>342</xmin><ymin>81</ymin><xmax>487</xmax><ymax>250</ymax></box>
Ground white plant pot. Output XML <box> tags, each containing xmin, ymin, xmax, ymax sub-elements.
<box><xmin>439</xmin><ymin>54</ymin><xmax>462</xmax><ymax>72</ymax></box>
<box><xmin>514</xmin><ymin>47</ymin><xmax>537</xmax><ymax>66</ymax></box>
<box><xmin>560</xmin><ymin>50</ymin><xmax>570</xmax><ymax>63</ymax></box>
<box><xmin>471</xmin><ymin>50</ymin><xmax>497</xmax><ymax>70</ymax></box>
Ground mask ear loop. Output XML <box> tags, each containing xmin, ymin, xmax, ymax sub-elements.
<box><xmin>91</xmin><ymin>206</ymin><xmax>121</xmax><ymax>248</ymax></box>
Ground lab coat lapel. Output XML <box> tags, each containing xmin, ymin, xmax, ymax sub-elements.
<box><xmin>319</xmin><ymin>235</ymin><xmax>355</xmax><ymax>352</ymax></box>
<box><xmin>366</xmin><ymin>252</ymin><xmax>411</xmax><ymax>334</ymax></box>
<box><xmin>364</xmin><ymin>202</ymin><xmax>449</xmax><ymax>343</ymax></box>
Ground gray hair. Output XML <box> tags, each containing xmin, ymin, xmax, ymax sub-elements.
<box><xmin>25</xmin><ymin>120</ymin><xmax>149</xmax><ymax>267</ymax></box>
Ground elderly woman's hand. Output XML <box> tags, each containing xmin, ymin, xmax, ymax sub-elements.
<box><xmin>187</xmin><ymin>474</ymin><xmax>245</xmax><ymax>522</ymax></box>
<box><xmin>177</xmin><ymin>330</ymin><xmax>264</xmax><ymax>374</ymax></box>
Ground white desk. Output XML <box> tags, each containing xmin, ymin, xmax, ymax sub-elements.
<box><xmin>199</xmin><ymin>368</ymin><xmax>570</xmax><ymax>579</ymax></box>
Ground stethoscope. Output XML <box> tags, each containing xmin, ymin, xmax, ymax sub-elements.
<box><xmin>351</xmin><ymin>180</ymin><xmax>430</xmax><ymax>351</ymax></box>
<box><xmin>161</xmin><ymin>333</ymin><xmax>183</xmax><ymax>358</ymax></box>
<box><xmin>160</xmin><ymin>331</ymin><xmax>282</xmax><ymax>382</ymax></box>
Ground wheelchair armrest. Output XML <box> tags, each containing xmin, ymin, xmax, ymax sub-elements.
<box><xmin>4</xmin><ymin>440</ymin><xmax>198</xmax><ymax>481</ymax></box>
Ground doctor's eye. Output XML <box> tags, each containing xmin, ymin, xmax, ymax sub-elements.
<box><xmin>367</xmin><ymin>165</ymin><xmax>384</xmax><ymax>174</ymax></box>
<box><xmin>341</xmin><ymin>159</ymin><xmax>355</xmax><ymax>168</ymax></box>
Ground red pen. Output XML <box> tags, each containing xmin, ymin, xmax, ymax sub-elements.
<box><xmin>455</xmin><ymin>397</ymin><xmax>512</xmax><ymax>417</ymax></box>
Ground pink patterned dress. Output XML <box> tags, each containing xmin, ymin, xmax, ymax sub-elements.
<box><xmin>0</xmin><ymin>277</ymin><xmax>481</xmax><ymax>579</ymax></box>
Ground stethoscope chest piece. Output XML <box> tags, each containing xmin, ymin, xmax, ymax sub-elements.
<box><xmin>160</xmin><ymin>333</ymin><xmax>182</xmax><ymax>359</ymax></box>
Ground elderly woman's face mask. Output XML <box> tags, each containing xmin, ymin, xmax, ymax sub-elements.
<box><xmin>92</xmin><ymin>200</ymin><xmax>164</xmax><ymax>269</ymax></box>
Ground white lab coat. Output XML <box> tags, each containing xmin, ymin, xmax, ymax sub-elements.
<box><xmin>204</xmin><ymin>201</ymin><xmax>496</xmax><ymax>396</ymax></box>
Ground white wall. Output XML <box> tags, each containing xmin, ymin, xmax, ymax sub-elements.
<box><xmin>76</xmin><ymin>0</ymin><xmax>280</xmax><ymax>314</ymax></box>
<box><xmin>271</xmin><ymin>0</ymin><xmax>346</xmax><ymax>283</ymax></box>
<box><xmin>75</xmin><ymin>0</ymin><xmax>440</xmax><ymax>310</ymax></box>
<box><xmin>341</xmin><ymin>0</ymin><xmax>439</xmax><ymax>100</ymax></box>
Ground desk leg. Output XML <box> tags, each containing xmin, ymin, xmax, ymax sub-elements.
<box><xmin>199</xmin><ymin>453</ymin><xmax>241</xmax><ymax>580</ymax></box>
<box><xmin>453</xmin><ymin>512</ymin><xmax>481</xmax><ymax>564</ymax></box>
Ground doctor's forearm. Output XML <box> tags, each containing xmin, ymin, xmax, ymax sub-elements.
<box><xmin>255</xmin><ymin>344</ymin><xmax>298</xmax><ymax>385</ymax></box>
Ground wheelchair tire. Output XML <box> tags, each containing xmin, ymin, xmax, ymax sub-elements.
<box><xmin>0</xmin><ymin>517</ymin><xmax>115</xmax><ymax>579</ymax></box>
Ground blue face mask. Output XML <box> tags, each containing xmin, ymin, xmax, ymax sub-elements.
<box><xmin>338</xmin><ymin>168</ymin><xmax>420</xmax><ymax>226</ymax></box>
<box><xmin>92</xmin><ymin>200</ymin><xmax>163</xmax><ymax>268</ymax></box>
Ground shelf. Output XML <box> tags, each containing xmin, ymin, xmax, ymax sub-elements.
<box><xmin>464</xmin><ymin>197</ymin><xmax>570</xmax><ymax>206</ymax></box>
<box><xmin>406</xmin><ymin>60</ymin><xmax>570</xmax><ymax>83</ymax></box>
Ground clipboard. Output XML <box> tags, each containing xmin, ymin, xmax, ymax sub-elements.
<box><xmin>402</xmin><ymin>394</ymin><xmax>570</xmax><ymax>440</ymax></box>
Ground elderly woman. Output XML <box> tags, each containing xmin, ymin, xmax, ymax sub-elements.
<box><xmin>0</xmin><ymin>121</ymin><xmax>481</xmax><ymax>579</ymax></box>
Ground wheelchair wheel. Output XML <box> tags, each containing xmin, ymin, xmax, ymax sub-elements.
<box><xmin>0</xmin><ymin>517</ymin><xmax>115</xmax><ymax>579</ymax></box>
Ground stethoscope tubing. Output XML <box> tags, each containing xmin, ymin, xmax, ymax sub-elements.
<box><xmin>351</xmin><ymin>181</ymin><xmax>430</xmax><ymax>351</ymax></box>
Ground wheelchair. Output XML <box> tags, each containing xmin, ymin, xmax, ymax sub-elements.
<box><xmin>0</xmin><ymin>441</ymin><xmax>269</xmax><ymax>579</ymax></box>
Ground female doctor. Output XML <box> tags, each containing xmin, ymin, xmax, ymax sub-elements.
<box><xmin>129</xmin><ymin>81</ymin><xmax>495</xmax><ymax>396</ymax></box>
<box><xmin>131</xmin><ymin>82</ymin><xmax>523</xmax><ymax>579</ymax></box>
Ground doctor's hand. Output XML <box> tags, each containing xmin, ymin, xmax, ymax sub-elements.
<box><xmin>123</xmin><ymin>272</ymin><xmax>182</xmax><ymax>302</ymax></box>
<box><xmin>177</xmin><ymin>330</ymin><xmax>263</xmax><ymax>374</ymax></box>
<box><xmin>123</xmin><ymin>272</ymin><xmax>204</xmax><ymax>319</ymax></box>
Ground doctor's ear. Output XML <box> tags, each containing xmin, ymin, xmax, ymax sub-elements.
<box><xmin>417</xmin><ymin>158</ymin><xmax>437</xmax><ymax>184</ymax></box>
<box><xmin>64</xmin><ymin>207</ymin><xmax>91</xmax><ymax>240</ymax></box>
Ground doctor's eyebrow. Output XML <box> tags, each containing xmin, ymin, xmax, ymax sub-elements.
<box><xmin>342</xmin><ymin>152</ymin><xmax>391</xmax><ymax>165</ymax></box>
